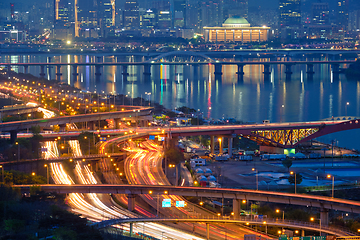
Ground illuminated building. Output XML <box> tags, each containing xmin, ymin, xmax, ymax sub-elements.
<box><xmin>123</xmin><ymin>0</ymin><xmax>140</xmax><ymax>30</ymax></box>
<box><xmin>203</xmin><ymin>16</ymin><xmax>270</xmax><ymax>43</ymax></box>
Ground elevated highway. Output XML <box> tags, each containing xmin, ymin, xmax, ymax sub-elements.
<box><xmin>17</xmin><ymin>184</ymin><xmax>360</xmax><ymax>215</ymax></box>
<box><xmin>0</xmin><ymin>107</ymin><xmax>152</xmax><ymax>142</ymax></box>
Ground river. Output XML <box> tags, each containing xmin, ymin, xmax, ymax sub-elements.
<box><xmin>1</xmin><ymin>53</ymin><xmax>360</xmax><ymax>150</ymax></box>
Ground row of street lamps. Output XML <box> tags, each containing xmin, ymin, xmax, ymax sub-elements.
<box><xmin>252</xmin><ymin>169</ymin><xmax>335</xmax><ymax>198</ymax></box>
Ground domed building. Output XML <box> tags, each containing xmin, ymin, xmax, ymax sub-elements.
<box><xmin>203</xmin><ymin>16</ymin><xmax>270</xmax><ymax>43</ymax></box>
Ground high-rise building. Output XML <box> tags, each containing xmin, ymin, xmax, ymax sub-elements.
<box><xmin>224</xmin><ymin>0</ymin><xmax>248</xmax><ymax>20</ymax></box>
<box><xmin>279</xmin><ymin>0</ymin><xmax>301</xmax><ymax>27</ymax></box>
<box><xmin>311</xmin><ymin>2</ymin><xmax>329</xmax><ymax>25</ymax></box>
<box><xmin>337</xmin><ymin>0</ymin><xmax>349</xmax><ymax>31</ymax></box>
<box><xmin>152</xmin><ymin>0</ymin><xmax>172</xmax><ymax>29</ymax></box>
<box><xmin>199</xmin><ymin>0</ymin><xmax>223</xmax><ymax>29</ymax></box>
<box><xmin>54</xmin><ymin>0</ymin><xmax>71</xmax><ymax>25</ymax></box>
<box><xmin>123</xmin><ymin>0</ymin><xmax>140</xmax><ymax>30</ymax></box>
<box><xmin>174</xmin><ymin>0</ymin><xmax>186</xmax><ymax>27</ymax></box>
<box><xmin>140</xmin><ymin>8</ymin><xmax>156</xmax><ymax>29</ymax></box>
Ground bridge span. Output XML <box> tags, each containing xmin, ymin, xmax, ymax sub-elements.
<box><xmin>17</xmin><ymin>184</ymin><xmax>360</xmax><ymax>227</ymax></box>
<box><xmin>92</xmin><ymin>217</ymin><xmax>355</xmax><ymax>237</ymax></box>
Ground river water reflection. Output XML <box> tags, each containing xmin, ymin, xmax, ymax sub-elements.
<box><xmin>2</xmin><ymin>53</ymin><xmax>360</xmax><ymax>149</ymax></box>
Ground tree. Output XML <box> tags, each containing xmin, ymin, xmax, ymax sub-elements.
<box><xmin>288</xmin><ymin>173</ymin><xmax>303</xmax><ymax>185</ymax></box>
<box><xmin>164</xmin><ymin>147</ymin><xmax>184</xmax><ymax>165</ymax></box>
<box><xmin>282</xmin><ymin>159</ymin><xmax>293</xmax><ymax>171</ymax></box>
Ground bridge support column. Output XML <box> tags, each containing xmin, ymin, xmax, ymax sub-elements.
<box><xmin>114</xmin><ymin>118</ymin><xmax>121</xmax><ymax>129</ymax></box>
<box><xmin>95</xmin><ymin>65</ymin><xmax>102</xmax><ymax>81</ymax></box>
<box><xmin>56</xmin><ymin>65</ymin><xmax>62</xmax><ymax>81</ymax></box>
<box><xmin>228</xmin><ymin>137</ymin><xmax>233</xmax><ymax>157</ymax></box>
<box><xmin>218</xmin><ymin>137</ymin><xmax>223</xmax><ymax>154</ymax></box>
<box><xmin>214</xmin><ymin>63</ymin><xmax>222</xmax><ymax>76</ymax></box>
<box><xmin>210</xmin><ymin>136</ymin><xmax>215</xmax><ymax>154</ymax></box>
<box><xmin>306</xmin><ymin>64</ymin><xmax>315</xmax><ymax>74</ymax></box>
<box><xmin>130</xmin><ymin>222</ymin><xmax>133</xmax><ymax>236</ymax></box>
<box><xmin>24</xmin><ymin>65</ymin><xmax>28</xmax><ymax>74</ymax></box>
<box><xmin>72</xmin><ymin>65</ymin><xmax>78</xmax><ymax>81</ymax></box>
<box><xmin>10</xmin><ymin>130</ymin><xmax>17</xmax><ymax>144</ymax></box>
<box><xmin>206</xmin><ymin>223</ymin><xmax>210</xmax><ymax>240</ymax></box>
<box><xmin>285</xmin><ymin>64</ymin><xmax>292</xmax><ymax>75</ymax></box>
<box><xmin>7</xmin><ymin>65</ymin><xmax>11</xmax><ymax>78</ymax></box>
<box><xmin>193</xmin><ymin>65</ymin><xmax>198</xmax><ymax>78</ymax></box>
<box><xmin>143</xmin><ymin>64</ymin><xmax>151</xmax><ymax>77</ymax></box>
<box><xmin>285</xmin><ymin>64</ymin><xmax>293</xmax><ymax>81</ymax></box>
<box><xmin>40</xmin><ymin>65</ymin><xmax>46</xmax><ymax>78</ymax></box>
<box><xmin>236</xmin><ymin>64</ymin><xmax>244</xmax><ymax>75</ymax></box>
<box><xmin>331</xmin><ymin>64</ymin><xmax>340</xmax><ymax>74</ymax></box>
<box><xmin>263</xmin><ymin>64</ymin><xmax>271</xmax><ymax>75</ymax></box>
<box><xmin>233</xmin><ymin>199</ymin><xmax>240</xmax><ymax>218</ymax></box>
<box><xmin>301</xmin><ymin>230</ymin><xmax>305</xmax><ymax>237</ymax></box>
<box><xmin>122</xmin><ymin>65</ymin><xmax>129</xmax><ymax>77</ymax></box>
<box><xmin>320</xmin><ymin>207</ymin><xmax>329</xmax><ymax>226</ymax></box>
<box><xmin>127</xmin><ymin>194</ymin><xmax>136</xmax><ymax>212</ymax></box>
<box><xmin>59</xmin><ymin>124</ymin><xmax>67</xmax><ymax>132</ymax></box>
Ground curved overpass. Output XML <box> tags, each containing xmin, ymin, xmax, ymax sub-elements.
<box><xmin>92</xmin><ymin>217</ymin><xmax>355</xmax><ymax>236</ymax></box>
<box><xmin>17</xmin><ymin>184</ymin><xmax>360</xmax><ymax>214</ymax></box>
<box><xmin>0</xmin><ymin>107</ymin><xmax>152</xmax><ymax>132</ymax></box>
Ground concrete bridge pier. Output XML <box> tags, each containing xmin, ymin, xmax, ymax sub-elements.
<box><xmin>236</xmin><ymin>64</ymin><xmax>245</xmax><ymax>75</ymax></box>
<box><xmin>127</xmin><ymin>194</ymin><xmax>136</xmax><ymax>212</ymax></box>
<box><xmin>285</xmin><ymin>64</ymin><xmax>293</xmax><ymax>75</ymax></box>
<box><xmin>10</xmin><ymin>130</ymin><xmax>17</xmax><ymax>144</ymax></box>
<box><xmin>89</xmin><ymin>121</ymin><xmax>96</xmax><ymax>130</ymax></box>
<box><xmin>206</xmin><ymin>223</ymin><xmax>210</xmax><ymax>240</ymax></box>
<box><xmin>56</xmin><ymin>65</ymin><xmax>62</xmax><ymax>81</ymax></box>
<box><xmin>24</xmin><ymin>65</ymin><xmax>28</xmax><ymax>74</ymax></box>
<box><xmin>130</xmin><ymin>222</ymin><xmax>133</xmax><ymax>236</ymax></box>
<box><xmin>214</xmin><ymin>63</ymin><xmax>223</xmax><ymax>76</ymax></box>
<box><xmin>228</xmin><ymin>137</ymin><xmax>233</xmax><ymax>157</ymax></box>
<box><xmin>263</xmin><ymin>64</ymin><xmax>271</xmax><ymax>75</ymax></box>
<box><xmin>122</xmin><ymin>65</ymin><xmax>129</xmax><ymax>80</ymax></box>
<box><xmin>193</xmin><ymin>65</ymin><xmax>198</xmax><ymax>78</ymax></box>
<box><xmin>320</xmin><ymin>207</ymin><xmax>329</xmax><ymax>226</ymax></box>
<box><xmin>95</xmin><ymin>65</ymin><xmax>102</xmax><ymax>82</ymax></box>
<box><xmin>143</xmin><ymin>64</ymin><xmax>151</xmax><ymax>76</ymax></box>
<box><xmin>331</xmin><ymin>64</ymin><xmax>340</xmax><ymax>74</ymax></box>
<box><xmin>59</xmin><ymin>124</ymin><xmax>67</xmax><ymax>132</ymax></box>
<box><xmin>306</xmin><ymin>64</ymin><xmax>315</xmax><ymax>74</ymax></box>
<box><xmin>72</xmin><ymin>65</ymin><xmax>79</xmax><ymax>81</ymax></box>
<box><xmin>210</xmin><ymin>136</ymin><xmax>215</xmax><ymax>154</ymax></box>
<box><xmin>6</xmin><ymin>65</ymin><xmax>11</xmax><ymax>78</ymax></box>
<box><xmin>233</xmin><ymin>199</ymin><xmax>241</xmax><ymax>217</ymax></box>
<box><xmin>114</xmin><ymin>118</ymin><xmax>121</xmax><ymax>129</ymax></box>
<box><xmin>40</xmin><ymin>65</ymin><xmax>46</xmax><ymax>78</ymax></box>
<box><xmin>218</xmin><ymin>137</ymin><xmax>223</xmax><ymax>154</ymax></box>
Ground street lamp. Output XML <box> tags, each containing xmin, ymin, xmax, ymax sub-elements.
<box><xmin>84</xmin><ymin>136</ymin><xmax>90</xmax><ymax>155</ymax></box>
<box><xmin>15</xmin><ymin>142</ymin><xmax>20</xmax><ymax>161</ymax></box>
<box><xmin>276</xmin><ymin>209</ymin><xmax>285</xmax><ymax>232</ymax></box>
<box><xmin>145</xmin><ymin>92</ymin><xmax>151</xmax><ymax>106</ymax></box>
<box><xmin>310</xmin><ymin>217</ymin><xmax>322</xmax><ymax>236</ymax></box>
<box><xmin>345</xmin><ymin>102</ymin><xmax>349</xmax><ymax>117</ymax></box>
<box><xmin>290</xmin><ymin>171</ymin><xmax>297</xmax><ymax>194</ymax></box>
<box><xmin>0</xmin><ymin>165</ymin><xmax>4</xmax><ymax>183</ymax></box>
<box><xmin>44</xmin><ymin>164</ymin><xmax>49</xmax><ymax>184</ymax></box>
<box><xmin>327</xmin><ymin>174</ymin><xmax>335</xmax><ymax>198</ymax></box>
<box><xmin>252</xmin><ymin>168</ymin><xmax>258</xmax><ymax>191</ymax></box>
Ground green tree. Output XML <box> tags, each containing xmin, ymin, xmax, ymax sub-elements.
<box><xmin>288</xmin><ymin>173</ymin><xmax>303</xmax><ymax>185</ymax></box>
<box><xmin>165</xmin><ymin>147</ymin><xmax>184</xmax><ymax>165</ymax></box>
<box><xmin>282</xmin><ymin>159</ymin><xmax>293</xmax><ymax>171</ymax></box>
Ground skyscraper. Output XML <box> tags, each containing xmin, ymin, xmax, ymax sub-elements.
<box><xmin>279</xmin><ymin>0</ymin><xmax>301</xmax><ymax>27</ymax></box>
<box><xmin>54</xmin><ymin>0</ymin><xmax>71</xmax><ymax>25</ymax></box>
<box><xmin>174</xmin><ymin>0</ymin><xmax>186</xmax><ymax>28</ymax></box>
<box><xmin>123</xmin><ymin>0</ymin><xmax>140</xmax><ymax>30</ymax></box>
<box><xmin>337</xmin><ymin>0</ymin><xmax>349</xmax><ymax>31</ymax></box>
<box><xmin>279</xmin><ymin>0</ymin><xmax>301</xmax><ymax>39</ymax></box>
<box><xmin>311</xmin><ymin>2</ymin><xmax>329</xmax><ymax>25</ymax></box>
